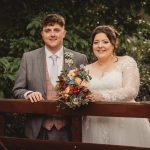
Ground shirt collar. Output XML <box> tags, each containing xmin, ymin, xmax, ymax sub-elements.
<box><xmin>45</xmin><ymin>46</ymin><xmax>64</xmax><ymax>58</ymax></box>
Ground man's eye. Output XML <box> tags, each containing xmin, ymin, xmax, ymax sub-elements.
<box><xmin>43</xmin><ymin>29</ymin><xmax>51</xmax><ymax>33</ymax></box>
<box><xmin>54</xmin><ymin>29</ymin><xmax>61</xmax><ymax>32</ymax></box>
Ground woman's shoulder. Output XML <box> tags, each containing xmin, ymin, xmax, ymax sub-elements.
<box><xmin>118</xmin><ymin>55</ymin><xmax>137</xmax><ymax>68</ymax></box>
<box><xmin>119</xmin><ymin>55</ymin><xmax>135</xmax><ymax>61</ymax></box>
<box><xmin>85</xmin><ymin>63</ymin><xmax>96</xmax><ymax>70</ymax></box>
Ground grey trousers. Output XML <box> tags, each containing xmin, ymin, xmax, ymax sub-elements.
<box><xmin>38</xmin><ymin>126</ymin><xmax>70</xmax><ymax>141</ymax></box>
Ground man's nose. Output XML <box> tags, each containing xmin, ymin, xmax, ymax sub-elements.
<box><xmin>50</xmin><ymin>30</ymin><xmax>55</xmax><ymax>36</ymax></box>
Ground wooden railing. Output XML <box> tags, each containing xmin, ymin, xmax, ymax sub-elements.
<box><xmin>0</xmin><ymin>98</ymin><xmax>150</xmax><ymax>150</ymax></box>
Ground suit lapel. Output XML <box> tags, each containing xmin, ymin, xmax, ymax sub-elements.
<box><xmin>37</xmin><ymin>47</ymin><xmax>47</xmax><ymax>95</ymax></box>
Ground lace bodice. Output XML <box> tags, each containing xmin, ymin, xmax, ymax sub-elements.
<box><xmin>87</xmin><ymin>56</ymin><xmax>140</xmax><ymax>101</ymax></box>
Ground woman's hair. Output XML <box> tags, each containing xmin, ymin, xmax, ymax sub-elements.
<box><xmin>91</xmin><ymin>25</ymin><xmax>119</xmax><ymax>51</ymax></box>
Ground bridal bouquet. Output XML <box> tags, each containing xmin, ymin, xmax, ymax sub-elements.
<box><xmin>56</xmin><ymin>65</ymin><xmax>92</xmax><ymax>110</ymax></box>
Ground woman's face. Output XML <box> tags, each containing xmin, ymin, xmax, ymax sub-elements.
<box><xmin>92</xmin><ymin>33</ymin><xmax>114</xmax><ymax>60</ymax></box>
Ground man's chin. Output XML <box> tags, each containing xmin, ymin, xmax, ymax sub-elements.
<box><xmin>48</xmin><ymin>45</ymin><xmax>60</xmax><ymax>51</ymax></box>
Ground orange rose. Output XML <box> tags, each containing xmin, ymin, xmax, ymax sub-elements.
<box><xmin>67</xmin><ymin>70</ymin><xmax>76</xmax><ymax>77</ymax></box>
<box><xmin>75</xmin><ymin>77</ymin><xmax>82</xmax><ymax>85</ymax></box>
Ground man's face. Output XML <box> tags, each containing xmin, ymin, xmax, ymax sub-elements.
<box><xmin>41</xmin><ymin>23</ymin><xmax>66</xmax><ymax>52</ymax></box>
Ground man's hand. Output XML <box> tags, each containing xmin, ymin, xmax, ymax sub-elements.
<box><xmin>27</xmin><ymin>92</ymin><xmax>44</xmax><ymax>103</ymax></box>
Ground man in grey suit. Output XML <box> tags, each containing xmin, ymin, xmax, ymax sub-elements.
<box><xmin>12</xmin><ymin>13</ymin><xmax>88</xmax><ymax>141</ymax></box>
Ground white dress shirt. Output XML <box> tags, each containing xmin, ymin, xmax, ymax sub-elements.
<box><xmin>45</xmin><ymin>45</ymin><xmax>64</xmax><ymax>79</ymax></box>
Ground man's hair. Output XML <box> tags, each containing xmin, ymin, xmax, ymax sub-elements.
<box><xmin>41</xmin><ymin>13</ymin><xmax>65</xmax><ymax>29</ymax></box>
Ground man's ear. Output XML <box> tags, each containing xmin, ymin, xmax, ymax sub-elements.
<box><xmin>40</xmin><ymin>30</ymin><xmax>43</xmax><ymax>37</ymax></box>
<box><xmin>63</xmin><ymin>30</ymin><xmax>67</xmax><ymax>38</ymax></box>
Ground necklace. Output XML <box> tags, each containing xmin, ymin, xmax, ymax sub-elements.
<box><xmin>96</xmin><ymin>56</ymin><xmax>118</xmax><ymax>78</ymax></box>
<box><xmin>97</xmin><ymin>55</ymin><xmax>118</xmax><ymax>66</ymax></box>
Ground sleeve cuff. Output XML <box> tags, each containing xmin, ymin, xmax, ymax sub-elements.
<box><xmin>24</xmin><ymin>91</ymin><xmax>33</xmax><ymax>99</ymax></box>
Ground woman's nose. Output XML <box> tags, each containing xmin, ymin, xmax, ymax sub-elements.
<box><xmin>98</xmin><ymin>42</ymin><xmax>102</xmax><ymax>48</ymax></box>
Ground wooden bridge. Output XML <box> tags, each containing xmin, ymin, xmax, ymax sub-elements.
<box><xmin>0</xmin><ymin>98</ymin><xmax>150</xmax><ymax>150</ymax></box>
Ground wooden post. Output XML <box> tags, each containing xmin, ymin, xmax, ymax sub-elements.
<box><xmin>71</xmin><ymin>116</ymin><xmax>82</xmax><ymax>142</ymax></box>
<box><xmin>0</xmin><ymin>115</ymin><xmax>5</xmax><ymax>136</ymax></box>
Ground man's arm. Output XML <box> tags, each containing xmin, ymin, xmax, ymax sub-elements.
<box><xmin>12</xmin><ymin>53</ymin><xmax>44</xmax><ymax>102</ymax></box>
<box><xmin>12</xmin><ymin>53</ymin><xmax>29</xmax><ymax>99</ymax></box>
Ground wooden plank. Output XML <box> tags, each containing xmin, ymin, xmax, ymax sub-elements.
<box><xmin>0</xmin><ymin>139</ymin><xmax>8</xmax><ymax>150</ymax></box>
<box><xmin>0</xmin><ymin>99</ymin><xmax>150</xmax><ymax>118</ymax></box>
<box><xmin>0</xmin><ymin>99</ymin><xmax>150</xmax><ymax>149</ymax></box>
<box><xmin>0</xmin><ymin>136</ymin><xmax>149</xmax><ymax>150</ymax></box>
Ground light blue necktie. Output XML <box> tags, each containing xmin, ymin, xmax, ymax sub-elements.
<box><xmin>50</xmin><ymin>55</ymin><xmax>58</xmax><ymax>86</ymax></box>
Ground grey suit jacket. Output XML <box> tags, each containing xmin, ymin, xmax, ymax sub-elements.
<box><xmin>12</xmin><ymin>47</ymin><xmax>88</xmax><ymax>139</ymax></box>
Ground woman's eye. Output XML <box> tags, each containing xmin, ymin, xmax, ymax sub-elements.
<box><xmin>103</xmin><ymin>41</ymin><xmax>109</xmax><ymax>44</ymax></box>
<box><xmin>93</xmin><ymin>41</ymin><xmax>99</xmax><ymax>44</ymax></box>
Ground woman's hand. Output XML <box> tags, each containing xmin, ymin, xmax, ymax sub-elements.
<box><xmin>27</xmin><ymin>92</ymin><xmax>45</xmax><ymax>103</ymax></box>
<box><xmin>87</xmin><ymin>91</ymin><xmax>103</xmax><ymax>102</ymax></box>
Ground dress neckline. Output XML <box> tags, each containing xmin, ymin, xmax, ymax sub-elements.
<box><xmin>92</xmin><ymin>70</ymin><xmax>122</xmax><ymax>80</ymax></box>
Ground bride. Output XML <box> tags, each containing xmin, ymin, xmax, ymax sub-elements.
<box><xmin>82</xmin><ymin>25</ymin><xmax>150</xmax><ymax>147</ymax></box>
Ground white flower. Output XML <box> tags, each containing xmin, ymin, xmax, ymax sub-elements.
<box><xmin>64</xmin><ymin>52</ymin><xmax>74</xmax><ymax>67</ymax></box>
<box><xmin>72</xmin><ymin>98</ymin><xmax>79</xmax><ymax>105</ymax></box>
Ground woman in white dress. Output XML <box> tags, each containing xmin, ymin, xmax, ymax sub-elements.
<box><xmin>82</xmin><ymin>25</ymin><xmax>150</xmax><ymax>147</ymax></box>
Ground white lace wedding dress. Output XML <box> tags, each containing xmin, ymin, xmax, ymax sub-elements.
<box><xmin>82</xmin><ymin>56</ymin><xmax>150</xmax><ymax>147</ymax></box>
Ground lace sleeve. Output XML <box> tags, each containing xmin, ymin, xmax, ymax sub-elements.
<box><xmin>100</xmin><ymin>56</ymin><xmax>140</xmax><ymax>101</ymax></box>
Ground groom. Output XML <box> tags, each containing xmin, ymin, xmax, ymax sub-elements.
<box><xmin>12</xmin><ymin>13</ymin><xmax>88</xmax><ymax>141</ymax></box>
